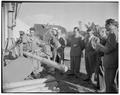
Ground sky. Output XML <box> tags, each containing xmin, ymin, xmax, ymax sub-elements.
<box><xmin>18</xmin><ymin>2</ymin><xmax>118</xmax><ymax>31</ymax></box>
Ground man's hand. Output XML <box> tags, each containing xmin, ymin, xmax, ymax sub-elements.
<box><xmin>91</xmin><ymin>36</ymin><xmax>100</xmax><ymax>49</ymax></box>
<box><xmin>95</xmin><ymin>42</ymin><xmax>101</xmax><ymax>51</ymax></box>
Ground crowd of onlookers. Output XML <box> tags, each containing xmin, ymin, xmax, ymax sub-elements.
<box><xmin>3</xmin><ymin>18</ymin><xmax>118</xmax><ymax>93</ymax></box>
<box><xmin>67</xmin><ymin>18</ymin><xmax>118</xmax><ymax>93</ymax></box>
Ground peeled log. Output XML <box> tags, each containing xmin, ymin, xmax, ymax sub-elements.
<box><xmin>4</xmin><ymin>83</ymin><xmax>46</xmax><ymax>92</ymax></box>
<box><xmin>23</xmin><ymin>52</ymin><xmax>68</xmax><ymax>72</ymax></box>
<box><xmin>24</xmin><ymin>87</ymin><xmax>52</xmax><ymax>92</ymax></box>
<box><xmin>25</xmin><ymin>87</ymin><xmax>49</xmax><ymax>92</ymax></box>
<box><xmin>3</xmin><ymin>76</ymin><xmax>55</xmax><ymax>90</ymax></box>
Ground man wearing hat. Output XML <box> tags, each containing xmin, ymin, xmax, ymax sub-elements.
<box><xmin>95</xmin><ymin>19</ymin><xmax>118</xmax><ymax>92</ymax></box>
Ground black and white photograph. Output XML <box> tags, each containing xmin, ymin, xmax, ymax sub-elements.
<box><xmin>1</xmin><ymin>0</ymin><xmax>119</xmax><ymax>93</ymax></box>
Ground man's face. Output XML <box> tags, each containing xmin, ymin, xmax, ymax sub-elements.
<box><xmin>109</xmin><ymin>24</ymin><xmax>117</xmax><ymax>32</ymax></box>
<box><xmin>52</xmin><ymin>30</ymin><xmax>58</xmax><ymax>37</ymax></box>
<box><xmin>74</xmin><ymin>28</ymin><xmax>79</xmax><ymax>35</ymax></box>
<box><xmin>100</xmin><ymin>28</ymin><xmax>107</xmax><ymax>39</ymax></box>
<box><xmin>20</xmin><ymin>34</ymin><xmax>24</xmax><ymax>38</ymax></box>
<box><xmin>30</xmin><ymin>30</ymin><xmax>34</xmax><ymax>36</ymax></box>
<box><xmin>74</xmin><ymin>28</ymin><xmax>78</xmax><ymax>32</ymax></box>
<box><xmin>106</xmin><ymin>23</ymin><xmax>117</xmax><ymax>32</ymax></box>
<box><xmin>89</xmin><ymin>30</ymin><xmax>94</xmax><ymax>36</ymax></box>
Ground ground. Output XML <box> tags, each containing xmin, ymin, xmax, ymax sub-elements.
<box><xmin>64</xmin><ymin>47</ymin><xmax>86</xmax><ymax>74</ymax></box>
<box><xmin>51</xmin><ymin>47</ymin><xmax>97</xmax><ymax>93</ymax></box>
<box><xmin>3</xmin><ymin>47</ymin><xmax>97</xmax><ymax>93</ymax></box>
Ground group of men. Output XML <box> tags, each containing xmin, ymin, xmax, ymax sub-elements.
<box><xmin>49</xmin><ymin>29</ymin><xmax>66</xmax><ymax>65</ymax></box>
<box><xmin>14</xmin><ymin>27</ymin><xmax>66</xmax><ymax>74</ymax></box>
<box><xmin>4</xmin><ymin>18</ymin><xmax>118</xmax><ymax>93</ymax></box>
<box><xmin>68</xmin><ymin>18</ymin><xmax>118</xmax><ymax>93</ymax></box>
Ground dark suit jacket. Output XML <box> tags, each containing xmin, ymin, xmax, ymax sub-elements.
<box><xmin>59</xmin><ymin>37</ymin><xmax>65</xmax><ymax>48</ymax></box>
<box><xmin>70</xmin><ymin>36</ymin><xmax>84</xmax><ymax>56</ymax></box>
<box><xmin>102</xmin><ymin>33</ymin><xmax>118</xmax><ymax>69</ymax></box>
<box><xmin>57</xmin><ymin>37</ymin><xmax>65</xmax><ymax>60</ymax></box>
<box><xmin>84</xmin><ymin>34</ymin><xmax>96</xmax><ymax>56</ymax></box>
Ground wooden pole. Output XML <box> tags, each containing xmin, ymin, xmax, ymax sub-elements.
<box><xmin>25</xmin><ymin>88</ymin><xmax>53</xmax><ymax>93</ymax></box>
<box><xmin>2</xmin><ymin>3</ymin><xmax>5</xmax><ymax>51</ymax></box>
<box><xmin>22</xmin><ymin>87</ymin><xmax>52</xmax><ymax>92</ymax></box>
<box><xmin>4</xmin><ymin>3</ymin><xmax>8</xmax><ymax>50</ymax></box>
<box><xmin>4</xmin><ymin>83</ymin><xmax>46</xmax><ymax>92</ymax></box>
<box><xmin>8</xmin><ymin>3</ymin><xmax>13</xmax><ymax>40</ymax></box>
<box><xmin>3</xmin><ymin>76</ymin><xmax>55</xmax><ymax>90</ymax></box>
<box><xmin>22</xmin><ymin>88</ymin><xmax>52</xmax><ymax>92</ymax></box>
<box><xmin>1</xmin><ymin>3</ymin><xmax>5</xmax><ymax>69</ymax></box>
<box><xmin>23</xmin><ymin>52</ymin><xmax>68</xmax><ymax>72</ymax></box>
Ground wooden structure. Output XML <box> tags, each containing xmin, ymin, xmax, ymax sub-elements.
<box><xmin>2</xmin><ymin>2</ymin><xmax>22</xmax><ymax>68</ymax></box>
<box><xmin>2</xmin><ymin>2</ymin><xmax>22</xmax><ymax>50</ymax></box>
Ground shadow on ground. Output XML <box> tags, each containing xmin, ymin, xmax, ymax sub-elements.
<box><xmin>53</xmin><ymin>70</ymin><xmax>97</xmax><ymax>93</ymax></box>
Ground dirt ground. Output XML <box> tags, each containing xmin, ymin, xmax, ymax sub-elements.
<box><xmin>3</xmin><ymin>47</ymin><xmax>97</xmax><ymax>93</ymax></box>
<box><xmin>51</xmin><ymin>47</ymin><xmax>97</xmax><ymax>93</ymax></box>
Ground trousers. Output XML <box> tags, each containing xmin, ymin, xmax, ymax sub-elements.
<box><xmin>70</xmin><ymin>56</ymin><xmax>81</xmax><ymax>74</ymax></box>
<box><xmin>85</xmin><ymin>52</ymin><xmax>97</xmax><ymax>78</ymax></box>
<box><xmin>105</xmin><ymin>67</ymin><xmax>118</xmax><ymax>93</ymax></box>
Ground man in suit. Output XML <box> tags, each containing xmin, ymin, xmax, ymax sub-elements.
<box><xmin>95</xmin><ymin>19</ymin><xmax>118</xmax><ymax>93</ymax></box>
<box><xmin>68</xmin><ymin>27</ymin><xmax>84</xmax><ymax>78</ymax></box>
<box><xmin>84</xmin><ymin>30</ymin><xmax>97</xmax><ymax>81</ymax></box>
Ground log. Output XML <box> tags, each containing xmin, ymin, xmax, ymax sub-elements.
<box><xmin>24</xmin><ymin>87</ymin><xmax>52</xmax><ymax>92</ymax></box>
<box><xmin>23</xmin><ymin>52</ymin><xmax>68</xmax><ymax>72</ymax></box>
<box><xmin>25</xmin><ymin>87</ymin><xmax>52</xmax><ymax>92</ymax></box>
<box><xmin>25</xmin><ymin>87</ymin><xmax>49</xmax><ymax>92</ymax></box>
<box><xmin>4</xmin><ymin>83</ymin><xmax>46</xmax><ymax>92</ymax></box>
<box><xmin>3</xmin><ymin>76</ymin><xmax>55</xmax><ymax>90</ymax></box>
<box><xmin>24</xmin><ymin>90</ymin><xmax>52</xmax><ymax>92</ymax></box>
